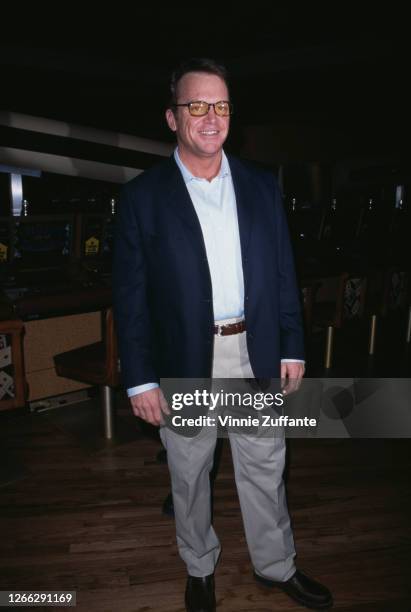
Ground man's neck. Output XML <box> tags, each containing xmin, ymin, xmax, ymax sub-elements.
<box><xmin>177</xmin><ymin>149</ymin><xmax>223</xmax><ymax>182</ymax></box>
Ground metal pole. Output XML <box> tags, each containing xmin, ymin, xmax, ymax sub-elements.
<box><xmin>101</xmin><ymin>386</ymin><xmax>114</xmax><ymax>439</ymax></box>
<box><xmin>406</xmin><ymin>305</ymin><xmax>411</xmax><ymax>344</ymax></box>
<box><xmin>369</xmin><ymin>314</ymin><xmax>377</xmax><ymax>355</ymax></box>
<box><xmin>325</xmin><ymin>326</ymin><xmax>334</xmax><ymax>369</ymax></box>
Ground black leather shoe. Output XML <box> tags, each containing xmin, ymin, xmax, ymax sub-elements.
<box><xmin>162</xmin><ymin>492</ymin><xmax>174</xmax><ymax>517</ymax></box>
<box><xmin>254</xmin><ymin>569</ymin><xmax>333</xmax><ymax>609</ymax></box>
<box><xmin>185</xmin><ymin>574</ymin><xmax>216</xmax><ymax>612</ymax></box>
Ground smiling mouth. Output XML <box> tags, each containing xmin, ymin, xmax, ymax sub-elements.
<box><xmin>199</xmin><ymin>130</ymin><xmax>219</xmax><ymax>135</ymax></box>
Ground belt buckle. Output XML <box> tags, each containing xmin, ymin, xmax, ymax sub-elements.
<box><xmin>217</xmin><ymin>324</ymin><xmax>225</xmax><ymax>336</ymax></box>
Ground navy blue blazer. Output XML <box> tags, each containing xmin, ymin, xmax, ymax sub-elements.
<box><xmin>112</xmin><ymin>154</ymin><xmax>304</xmax><ymax>388</ymax></box>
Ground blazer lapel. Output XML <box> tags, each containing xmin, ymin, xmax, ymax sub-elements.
<box><xmin>228</xmin><ymin>156</ymin><xmax>254</xmax><ymax>260</ymax></box>
<box><xmin>163</xmin><ymin>155</ymin><xmax>255</xmax><ymax>265</ymax></box>
<box><xmin>164</xmin><ymin>156</ymin><xmax>206</xmax><ymax>240</ymax></box>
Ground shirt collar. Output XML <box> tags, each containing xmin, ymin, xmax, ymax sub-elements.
<box><xmin>174</xmin><ymin>147</ymin><xmax>230</xmax><ymax>184</ymax></box>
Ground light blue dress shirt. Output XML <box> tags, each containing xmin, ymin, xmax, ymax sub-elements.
<box><xmin>127</xmin><ymin>149</ymin><xmax>303</xmax><ymax>398</ymax></box>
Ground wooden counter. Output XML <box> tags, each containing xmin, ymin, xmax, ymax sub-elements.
<box><xmin>1</xmin><ymin>277</ymin><xmax>112</xmax><ymax>406</ymax></box>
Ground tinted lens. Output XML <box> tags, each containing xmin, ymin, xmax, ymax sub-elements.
<box><xmin>189</xmin><ymin>101</ymin><xmax>209</xmax><ymax>116</ymax></box>
<box><xmin>215</xmin><ymin>101</ymin><xmax>231</xmax><ymax>116</ymax></box>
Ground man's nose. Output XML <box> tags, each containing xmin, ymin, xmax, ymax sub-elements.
<box><xmin>206</xmin><ymin>104</ymin><xmax>218</xmax><ymax>119</ymax></box>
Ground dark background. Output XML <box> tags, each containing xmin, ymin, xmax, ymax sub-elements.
<box><xmin>1</xmin><ymin>4</ymin><xmax>410</xmax><ymax>165</ymax></box>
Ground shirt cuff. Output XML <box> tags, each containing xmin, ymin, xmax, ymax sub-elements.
<box><xmin>127</xmin><ymin>365</ymin><xmax>305</xmax><ymax>395</ymax></box>
<box><xmin>281</xmin><ymin>359</ymin><xmax>305</xmax><ymax>363</ymax></box>
<box><xmin>127</xmin><ymin>382</ymin><xmax>159</xmax><ymax>397</ymax></box>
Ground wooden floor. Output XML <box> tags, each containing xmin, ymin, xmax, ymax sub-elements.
<box><xmin>1</xmin><ymin>397</ymin><xmax>411</xmax><ymax>612</ymax></box>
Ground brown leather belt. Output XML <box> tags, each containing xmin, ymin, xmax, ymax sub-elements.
<box><xmin>214</xmin><ymin>320</ymin><xmax>246</xmax><ymax>336</ymax></box>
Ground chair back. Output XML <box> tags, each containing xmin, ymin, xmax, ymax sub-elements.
<box><xmin>342</xmin><ymin>274</ymin><xmax>368</xmax><ymax>322</ymax></box>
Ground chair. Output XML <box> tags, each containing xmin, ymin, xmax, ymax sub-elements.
<box><xmin>381</xmin><ymin>268</ymin><xmax>409</xmax><ymax>317</ymax></box>
<box><xmin>54</xmin><ymin>307</ymin><xmax>119</xmax><ymax>439</ymax></box>
<box><xmin>0</xmin><ymin>318</ymin><xmax>27</xmax><ymax>411</ymax></box>
<box><xmin>300</xmin><ymin>279</ymin><xmax>322</xmax><ymax>336</ymax></box>
<box><xmin>367</xmin><ymin>267</ymin><xmax>410</xmax><ymax>352</ymax></box>
<box><xmin>311</xmin><ymin>272</ymin><xmax>368</xmax><ymax>368</ymax></box>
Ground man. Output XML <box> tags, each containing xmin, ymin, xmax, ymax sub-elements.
<box><xmin>113</xmin><ymin>58</ymin><xmax>332</xmax><ymax>611</ymax></box>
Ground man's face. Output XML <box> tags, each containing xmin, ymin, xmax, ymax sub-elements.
<box><xmin>166</xmin><ymin>72</ymin><xmax>230</xmax><ymax>161</ymax></box>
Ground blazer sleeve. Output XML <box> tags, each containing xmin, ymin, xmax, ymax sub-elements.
<box><xmin>272</xmin><ymin>176</ymin><xmax>305</xmax><ymax>360</ymax></box>
<box><xmin>112</xmin><ymin>182</ymin><xmax>159</xmax><ymax>388</ymax></box>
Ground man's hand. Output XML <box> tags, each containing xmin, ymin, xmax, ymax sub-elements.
<box><xmin>129</xmin><ymin>387</ymin><xmax>170</xmax><ymax>426</ymax></box>
<box><xmin>281</xmin><ymin>362</ymin><xmax>305</xmax><ymax>395</ymax></box>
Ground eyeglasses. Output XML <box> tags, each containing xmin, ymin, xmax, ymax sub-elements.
<box><xmin>173</xmin><ymin>100</ymin><xmax>233</xmax><ymax>117</ymax></box>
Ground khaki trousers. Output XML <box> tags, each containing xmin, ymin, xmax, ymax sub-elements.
<box><xmin>160</xmin><ymin>318</ymin><xmax>296</xmax><ymax>580</ymax></box>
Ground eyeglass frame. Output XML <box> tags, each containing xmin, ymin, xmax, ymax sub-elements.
<box><xmin>172</xmin><ymin>100</ymin><xmax>233</xmax><ymax>117</ymax></box>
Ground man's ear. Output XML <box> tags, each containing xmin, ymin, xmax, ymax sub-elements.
<box><xmin>165</xmin><ymin>108</ymin><xmax>177</xmax><ymax>132</ymax></box>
